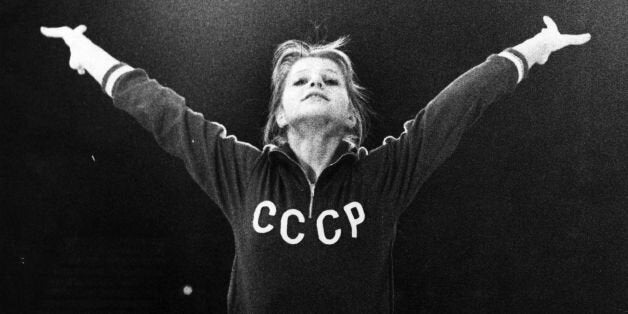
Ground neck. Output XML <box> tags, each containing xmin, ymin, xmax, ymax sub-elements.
<box><xmin>286</xmin><ymin>123</ymin><xmax>344</xmax><ymax>184</ymax></box>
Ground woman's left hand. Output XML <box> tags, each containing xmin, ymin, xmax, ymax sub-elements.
<box><xmin>515</xmin><ymin>16</ymin><xmax>591</xmax><ymax>66</ymax></box>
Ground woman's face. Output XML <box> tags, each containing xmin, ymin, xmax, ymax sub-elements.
<box><xmin>277</xmin><ymin>57</ymin><xmax>354</xmax><ymax>131</ymax></box>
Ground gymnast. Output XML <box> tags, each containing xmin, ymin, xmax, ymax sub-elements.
<box><xmin>41</xmin><ymin>16</ymin><xmax>590</xmax><ymax>312</ymax></box>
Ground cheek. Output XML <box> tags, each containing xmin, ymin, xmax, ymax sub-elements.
<box><xmin>338</xmin><ymin>92</ymin><xmax>351</xmax><ymax>111</ymax></box>
<box><xmin>280</xmin><ymin>92</ymin><xmax>298</xmax><ymax>111</ymax></box>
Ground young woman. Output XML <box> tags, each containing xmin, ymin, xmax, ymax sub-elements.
<box><xmin>41</xmin><ymin>16</ymin><xmax>589</xmax><ymax>313</ymax></box>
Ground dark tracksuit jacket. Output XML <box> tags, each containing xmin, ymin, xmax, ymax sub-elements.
<box><xmin>108</xmin><ymin>53</ymin><xmax>522</xmax><ymax>313</ymax></box>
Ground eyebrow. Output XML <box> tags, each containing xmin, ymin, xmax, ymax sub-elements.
<box><xmin>294</xmin><ymin>68</ymin><xmax>340</xmax><ymax>75</ymax></box>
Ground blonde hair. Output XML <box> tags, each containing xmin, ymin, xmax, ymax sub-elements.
<box><xmin>263</xmin><ymin>37</ymin><xmax>370</xmax><ymax>147</ymax></box>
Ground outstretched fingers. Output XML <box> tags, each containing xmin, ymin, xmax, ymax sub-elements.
<box><xmin>561</xmin><ymin>33</ymin><xmax>592</xmax><ymax>46</ymax></box>
<box><xmin>40</xmin><ymin>26</ymin><xmax>73</xmax><ymax>38</ymax></box>
<box><xmin>40</xmin><ymin>25</ymin><xmax>87</xmax><ymax>45</ymax></box>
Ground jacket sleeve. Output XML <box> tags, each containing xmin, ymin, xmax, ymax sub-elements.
<box><xmin>361</xmin><ymin>55</ymin><xmax>519</xmax><ymax>214</ymax></box>
<box><xmin>110</xmin><ymin>68</ymin><xmax>261</xmax><ymax>218</ymax></box>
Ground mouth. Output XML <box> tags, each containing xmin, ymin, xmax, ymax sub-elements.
<box><xmin>303</xmin><ymin>92</ymin><xmax>329</xmax><ymax>101</ymax></box>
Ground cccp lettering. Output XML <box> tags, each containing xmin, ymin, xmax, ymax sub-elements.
<box><xmin>251</xmin><ymin>201</ymin><xmax>365</xmax><ymax>245</ymax></box>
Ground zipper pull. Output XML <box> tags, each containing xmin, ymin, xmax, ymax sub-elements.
<box><xmin>308</xmin><ymin>183</ymin><xmax>316</xmax><ymax>219</ymax></box>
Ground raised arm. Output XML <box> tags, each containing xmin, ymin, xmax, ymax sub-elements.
<box><xmin>40</xmin><ymin>25</ymin><xmax>261</xmax><ymax>217</ymax></box>
<box><xmin>364</xmin><ymin>16</ymin><xmax>591</xmax><ymax>212</ymax></box>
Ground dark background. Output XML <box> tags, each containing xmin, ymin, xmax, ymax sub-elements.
<box><xmin>2</xmin><ymin>0</ymin><xmax>627</xmax><ymax>312</ymax></box>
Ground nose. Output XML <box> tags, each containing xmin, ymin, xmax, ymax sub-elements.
<box><xmin>310</xmin><ymin>78</ymin><xmax>323</xmax><ymax>88</ymax></box>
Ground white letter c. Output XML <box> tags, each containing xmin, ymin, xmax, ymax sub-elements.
<box><xmin>252</xmin><ymin>200</ymin><xmax>276</xmax><ymax>233</ymax></box>
<box><xmin>317</xmin><ymin>209</ymin><xmax>341</xmax><ymax>245</ymax></box>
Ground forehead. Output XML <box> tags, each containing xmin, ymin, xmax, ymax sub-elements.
<box><xmin>288</xmin><ymin>57</ymin><xmax>343</xmax><ymax>76</ymax></box>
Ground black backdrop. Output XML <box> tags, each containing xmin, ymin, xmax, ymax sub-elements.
<box><xmin>2</xmin><ymin>0</ymin><xmax>627</xmax><ymax>312</ymax></box>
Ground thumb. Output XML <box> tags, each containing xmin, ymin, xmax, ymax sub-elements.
<box><xmin>74</xmin><ymin>25</ymin><xmax>87</xmax><ymax>34</ymax></box>
<box><xmin>542</xmin><ymin>16</ymin><xmax>559</xmax><ymax>32</ymax></box>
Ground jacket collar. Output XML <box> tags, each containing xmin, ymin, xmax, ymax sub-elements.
<box><xmin>266</xmin><ymin>139</ymin><xmax>361</xmax><ymax>167</ymax></box>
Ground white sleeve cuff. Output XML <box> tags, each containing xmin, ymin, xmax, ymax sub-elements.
<box><xmin>498</xmin><ymin>51</ymin><xmax>524</xmax><ymax>84</ymax></box>
<box><xmin>105</xmin><ymin>65</ymin><xmax>134</xmax><ymax>97</ymax></box>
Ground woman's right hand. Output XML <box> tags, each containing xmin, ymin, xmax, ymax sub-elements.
<box><xmin>41</xmin><ymin>25</ymin><xmax>91</xmax><ymax>75</ymax></box>
<box><xmin>41</xmin><ymin>25</ymin><xmax>121</xmax><ymax>91</ymax></box>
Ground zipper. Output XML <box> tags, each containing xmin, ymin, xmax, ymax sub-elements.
<box><xmin>307</xmin><ymin>152</ymin><xmax>353</xmax><ymax>218</ymax></box>
<box><xmin>307</xmin><ymin>183</ymin><xmax>316</xmax><ymax>219</ymax></box>
<box><xmin>273</xmin><ymin>149</ymin><xmax>354</xmax><ymax>219</ymax></box>
<box><xmin>274</xmin><ymin>150</ymin><xmax>317</xmax><ymax>218</ymax></box>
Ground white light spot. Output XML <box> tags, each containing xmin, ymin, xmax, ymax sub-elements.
<box><xmin>19</xmin><ymin>257</ymin><xmax>25</xmax><ymax>264</ymax></box>
<box><xmin>191</xmin><ymin>139</ymin><xmax>195</xmax><ymax>144</ymax></box>
<box><xmin>183</xmin><ymin>285</ymin><xmax>193</xmax><ymax>295</ymax></box>
<box><xmin>91</xmin><ymin>155</ymin><xmax>96</xmax><ymax>162</ymax></box>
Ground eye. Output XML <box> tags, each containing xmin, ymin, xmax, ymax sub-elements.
<box><xmin>293</xmin><ymin>78</ymin><xmax>307</xmax><ymax>86</ymax></box>
<box><xmin>324</xmin><ymin>79</ymin><xmax>339</xmax><ymax>86</ymax></box>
